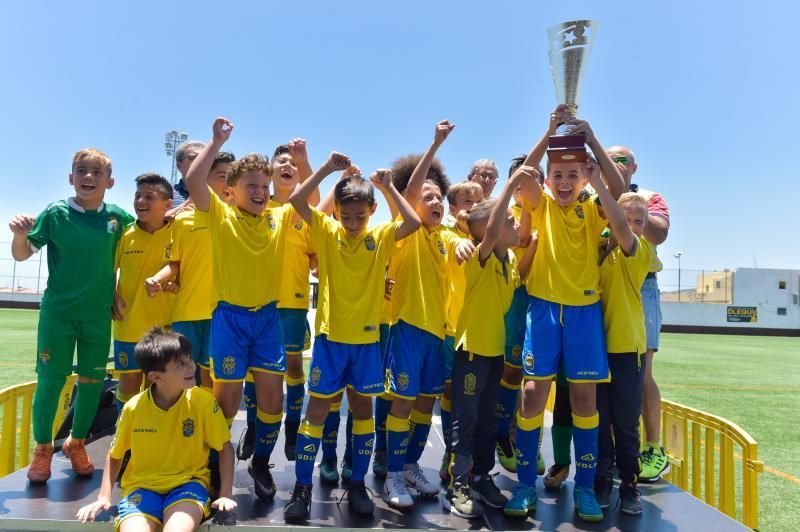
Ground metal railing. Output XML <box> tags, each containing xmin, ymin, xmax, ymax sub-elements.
<box><xmin>661</xmin><ymin>399</ymin><xmax>763</xmax><ymax>529</ymax></box>
<box><xmin>0</xmin><ymin>375</ymin><xmax>77</xmax><ymax>476</ymax></box>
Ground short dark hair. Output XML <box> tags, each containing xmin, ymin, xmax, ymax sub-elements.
<box><xmin>510</xmin><ymin>155</ymin><xmax>544</xmax><ymax>186</ymax></box>
<box><xmin>226</xmin><ymin>155</ymin><xmax>272</xmax><ymax>186</ymax></box>
<box><xmin>272</xmin><ymin>144</ymin><xmax>290</xmax><ymax>162</ymax></box>
<box><xmin>135</xmin><ymin>173</ymin><xmax>173</xmax><ymax>200</ymax></box>
<box><xmin>212</xmin><ymin>151</ymin><xmax>236</xmax><ymax>168</ymax></box>
<box><xmin>135</xmin><ymin>326</ymin><xmax>192</xmax><ymax>374</ymax></box>
<box><xmin>335</xmin><ymin>176</ymin><xmax>375</xmax><ymax>206</ymax></box>
<box><xmin>390</xmin><ymin>154</ymin><xmax>449</xmax><ymax>197</ymax></box>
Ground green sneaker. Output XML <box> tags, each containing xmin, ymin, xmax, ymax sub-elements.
<box><xmin>639</xmin><ymin>446</ymin><xmax>670</xmax><ymax>482</ymax></box>
<box><xmin>341</xmin><ymin>457</ymin><xmax>352</xmax><ymax>483</ymax></box>
<box><xmin>503</xmin><ymin>483</ymin><xmax>536</xmax><ymax>518</ymax></box>
<box><xmin>573</xmin><ymin>486</ymin><xmax>603</xmax><ymax>522</ymax></box>
<box><xmin>537</xmin><ymin>453</ymin><xmax>545</xmax><ymax>476</ymax></box>
<box><xmin>496</xmin><ymin>440</ymin><xmax>517</xmax><ymax>473</ymax></box>
<box><xmin>319</xmin><ymin>460</ymin><xmax>339</xmax><ymax>485</ymax></box>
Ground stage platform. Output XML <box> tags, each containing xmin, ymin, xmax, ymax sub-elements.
<box><xmin>0</xmin><ymin>409</ymin><xmax>748</xmax><ymax>531</ymax></box>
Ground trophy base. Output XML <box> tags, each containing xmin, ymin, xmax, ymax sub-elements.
<box><xmin>547</xmin><ymin>134</ymin><xmax>587</xmax><ymax>163</ymax></box>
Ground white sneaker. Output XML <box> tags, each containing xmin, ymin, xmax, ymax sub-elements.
<box><xmin>403</xmin><ymin>463</ymin><xmax>440</xmax><ymax>497</ymax></box>
<box><xmin>384</xmin><ymin>471</ymin><xmax>414</xmax><ymax>508</ymax></box>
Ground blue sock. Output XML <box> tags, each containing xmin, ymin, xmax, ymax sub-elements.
<box><xmin>496</xmin><ymin>380</ymin><xmax>518</xmax><ymax>439</ymax></box>
<box><xmin>374</xmin><ymin>395</ymin><xmax>392</xmax><ymax>452</ymax></box>
<box><xmin>343</xmin><ymin>408</ymin><xmax>353</xmax><ymax>464</ymax></box>
<box><xmin>321</xmin><ymin>403</ymin><xmax>341</xmax><ymax>463</ymax></box>
<box><xmin>440</xmin><ymin>396</ymin><xmax>452</xmax><ymax>450</ymax></box>
<box><xmin>294</xmin><ymin>420</ymin><xmax>323</xmax><ymax>486</ymax></box>
<box><xmin>244</xmin><ymin>380</ymin><xmax>257</xmax><ymax>424</ymax></box>
<box><xmin>285</xmin><ymin>375</ymin><xmax>305</xmax><ymax>424</ymax></box>
<box><xmin>572</xmin><ymin>412</ymin><xmax>599</xmax><ymax>489</ymax></box>
<box><xmin>515</xmin><ymin>412</ymin><xmax>543</xmax><ymax>485</ymax></box>
<box><xmin>386</xmin><ymin>414</ymin><xmax>410</xmax><ymax>473</ymax></box>
<box><xmin>405</xmin><ymin>410</ymin><xmax>432</xmax><ymax>465</ymax></box>
<box><xmin>351</xmin><ymin>418</ymin><xmax>375</xmax><ymax>482</ymax></box>
<box><xmin>255</xmin><ymin>409</ymin><xmax>282</xmax><ymax>459</ymax></box>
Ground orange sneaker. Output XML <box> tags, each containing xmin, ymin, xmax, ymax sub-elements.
<box><xmin>62</xmin><ymin>436</ymin><xmax>94</xmax><ymax>477</ymax></box>
<box><xmin>27</xmin><ymin>446</ymin><xmax>54</xmax><ymax>483</ymax></box>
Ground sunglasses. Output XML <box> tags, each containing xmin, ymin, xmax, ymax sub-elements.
<box><xmin>612</xmin><ymin>156</ymin><xmax>629</xmax><ymax>165</ymax></box>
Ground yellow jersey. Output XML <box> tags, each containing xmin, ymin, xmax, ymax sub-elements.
<box><xmin>113</xmin><ymin>222</ymin><xmax>174</xmax><ymax>343</ymax></box>
<box><xmin>206</xmin><ymin>191</ymin><xmax>293</xmax><ymax>308</ymax></box>
<box><xmin>510</xmin><ymin>203</ymin><xmax>531</xmax><ymax>283</ymax></box>
<box><xmin>525</xmin><ymin>193</ymin><xmax>606</xmax><ymax>306</ymax></box>
<box><xmin>444</xmin><ymin>226</ymin><xmax>469</xmax><ymax>337</ymax></box>
<box><xmin>599</xmin><ymin>236</ymin><xmax>655</xmax><ymax>354</ymax></box>
<box><xmin>388</xmin><ymin>225</ymin><xmax>459</xmax><ymax>340</ymax></box>
<box><xmin>455</xmin><ymin>250</ymin><xmax>519</xmax><ymax>357</ymax></box>
<box><xmin>310</xmin><ymin>207</ymin><xmax>400</xmax><ymax>344</ymax></box>
<box><xmin>268</xmin><ymin>200</ymin><xmax>314</xmax><ymax>310</ymax></box>
<box><xmin>110</xmin><ymin>387</ymin><xmax>230</xmax><ymax>497</ymax></box>
<box><xmin>169</xmin><ymin>209</ymin><xmax>213</xmax><ymax>322</ymax></box>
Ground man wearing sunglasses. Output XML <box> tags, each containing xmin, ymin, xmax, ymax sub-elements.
<box><xmin>606</xmin><ymin>146</ymin><xmax>671</xmax><ymax>483</ymax></box>
<box><xmin>172</xmin><ymin>141</ymin><xmax>206</xmax><ymax>204</ymax></box>
<box><xmin>467</xmin><ymin>158</ymin><xmax>500</xmax><ymax>199</ymax></box>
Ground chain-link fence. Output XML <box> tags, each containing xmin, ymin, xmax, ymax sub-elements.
<box><xmin>0</xmin><ymin>242</ymin><xmax>48</xmax><ymax>300</ymax></box>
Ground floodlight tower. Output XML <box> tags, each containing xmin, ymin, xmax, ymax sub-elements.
<box><xmin>164</xmin><ymin>130</ymin><xmax>189</xmax><ymax>185</ymax></box>
<box><xmin>674</xmin><ymin>251</ymin><xmax>684</xmax><ymax>302</ymax></box>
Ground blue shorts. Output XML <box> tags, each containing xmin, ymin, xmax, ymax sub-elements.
<box><xmin>522</xmin><ymin>297</ymin><xmax>609</xmax><ymax>383</ymax></box>
<box><xmin>308</xmin><ymin>335</ymin><xmax>384</xmax><ymax>398</ymax></box>
<box><xmin>114</xmin><ymin>340</ymin><xmax>140</xmax><ymax>373</ymax></box>
<box><xmin>171</xmin><ymin>320</ymin><xmax>211</xmax><ymax>368</ymax></box>
<box><xmin>385</xmin><ymin>320</ymin><xmax>446</xmax><ymax>399</ymax></box>
<box><xmin>443</xmin><ymin>335</ymin><xmax>455</xmax><ymax>381</ymax></box>
<box><xmin>116</xmin><ymin>481</ymin><xmax>209</xmax><ymax>528</ymax></box>
<box><xmin>210</xmin><ymin>301</ymin><xmax>285</xmax><ymax>382</ymax></box>
<box><xmin>278</xmin><ymin>308</ymin><xmax>311</xmax><ymax>354</ymax></box>
<box><xmin>641</xmin><ymin>276</ymin><xmax>662</xmax><ymax>352</ymax></box>
<box><xmin>504</xmin><ymin>286</ymin><xmax>528</xmax><ymax>368</ymax></box>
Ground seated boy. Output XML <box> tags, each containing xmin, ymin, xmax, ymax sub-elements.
<box><xmin>504</xmin><ymin>105</ymin><xmax>625</xmax><ymax>522</ymax></box>
<box><xmin>446</xmin><ymin>166</ymin><xmax>534</xmax><ymax>518</ymax></box>
<box><xmin>284</xmin><ymin>153</ymin><xmax>421</xmax><ymax>521</ymax></box>
<box><xmin>592</xmin><ymin>187</ymin><xmax>654</xmax><ymax>516</ymax></box>
<box><xmin>113</xmin><ymin>173</ymin><xmax>175</xmax><ymax>412</ymax></box>
<box><xmin>76</xmin><ymin>327</ymin><xmax>236</xmax><ymax>531</ymax></box>
<box><xmin>9</xmin><ymin>148</ymin><xmax>134</xmax><ymax>482</ymax></box>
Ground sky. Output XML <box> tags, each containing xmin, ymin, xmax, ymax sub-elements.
<box><xmin>1</xmin><ymin>0</ymin><xmax>799</xmax><ymax>287</ymax></box>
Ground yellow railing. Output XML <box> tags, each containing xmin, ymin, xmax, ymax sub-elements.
<box><xmin>660</xmin><ymin>399</ymin><xmax>764</xmax><ymax>530</ymax></box>
<box><xmin>0</xmin><ymin>375</ymin><xmax>78</xmax><ymax>477</ymax></box>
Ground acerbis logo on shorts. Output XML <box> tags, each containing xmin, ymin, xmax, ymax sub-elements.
<box><xmin>310</xmin><ymin>366</ymin><xmax>321</xmax><ymax>387</ymax></box>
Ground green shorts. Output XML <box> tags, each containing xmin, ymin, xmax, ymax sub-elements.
<box><xmin>36</xmin><ymin>317</ymin><xmax>111</xmax><ymax>380</ymax></box>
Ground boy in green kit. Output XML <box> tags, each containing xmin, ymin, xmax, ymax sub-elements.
<box><xmin>9</xmin><ymin>148</ymin><xmax>134</xmax><ymax>482</ymax></box>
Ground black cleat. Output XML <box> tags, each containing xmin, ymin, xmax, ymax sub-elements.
<box><xmin>212</xmin><ymin>509</ymin><xmax>238</xmax><ymax>525</ymax></box>
<box><xmin>248</xmin><ymin>457</ymin><xmax>276</xmax><ymax>502</ymax></box>
<box><xmin>237</xmin><ymin>421</ymin><xmax>255</xmax><ymax>460</ymax></box>
<box><xmin>346</xmin><ymin>482</ymin><xmax>375</xmax><ymax>516</ymax></box>
<box><xmin>284</xmin><ymin>483</ymin><xmax>312</xmax><ymax>522</ymax></box>
<box><xmin>284</xmin><ymin>420</ymin><xmax>300</xmax><ymax>461</ymax></box>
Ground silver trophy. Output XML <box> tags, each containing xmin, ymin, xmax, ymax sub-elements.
<box><xmin>546</xmin><ymin>19</ymin><xmax>598</xmax><ymax>162</ymax></box>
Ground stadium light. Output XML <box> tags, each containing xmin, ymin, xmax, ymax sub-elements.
<box><xmin>674</xmin><ymin>251</ymin><xmax>684</xmax><ymax>302</ymax></box>
<box><xmin>164</xmin><ymin>130</ymin><xmax>189</xmax><ymax>185</ymax></box>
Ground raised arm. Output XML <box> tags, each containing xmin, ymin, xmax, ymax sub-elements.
<box><xmin>9</xmin><ymin>214</ymin><xmax>36</xmax><ymax>261</ymax></box>
<box><xmin>288</xmin><ymin>138</ymin><xmax>320</xmax><ymax>206</ymax></box>
<box><xmin>518</xmin><ymin>105</ymin><xmax>572</xmax><ymax>209</ymax></box>
<box><xmin>290</xmin><ymin>152</ymin><xmax>351</xmax><ymax>223</ymax></box>
<box><xmin>480</xmin><ymin>166</ymin><xmax>538</xmax><ymax>261</ymax></box>
<box><xmin>404</xmin><ymin>120</ymin><xmax>455</xmax><ymax>207</ymax></box>
<box><xmin>371</xmin><ymin>169</ymin><xmax>421</xmax><ymax>241</ymax></box>
<box><xmin>186</xmin><ymin>118</ymin><xmax>234</xmax><ymax>212</ymax></box>
<box><xmin>586</xmin><ymin>159</ymin><xmax>636</xmax><ymax>255</ymax></box>
<box><xmin>319</xmin><ymin>165</ymin><xmax>361</xmax><ymax>216</ymax></box>
<box><xmin>568</xmin><ymin>119</ymin><xmax>626</xmax><ymax>200</ymax></box>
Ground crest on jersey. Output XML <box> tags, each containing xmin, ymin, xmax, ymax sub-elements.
<box><xmin>118</xmin><ymin>351</ymin><xmax>129</xmax><ymax>369</ymax></box>
<box><xmin>364</xmin><ymin>235</ymin><xmax>376</xmax><ymax>251</ymax></box>
<box><xmin>310</xmin><ymin>366</ymin><xmax>321</xmax><ymax>387</ymax></box>
<box><xmin>397</xmin><ymin>372</ymin><xmax>409</xmax><ymax>392</ymax></box>
<box><xmin>108</xmin><ymin>218</ymin><xmax>120</xmax><ymax>233</ymax></box>
<box><xmin>574</xmin><ymin>205</ymin><xmax>585</xmax><ymax>219</ymax></box>
<box><xmin>39</xmin><ymin>350</ymin><xmax>50</xmax><ymax>366</ymax></box>
<box><xmin>294</xmin><ymin>220</ymin><xmax>304</xmax><ymax>230</ymax></box>
<box><xmin>265</xmin><ymin>212</ymin><xmax>276</xmax><ymax>230</ymax></box>
<box><xmin>464</xmin><ymin>373</ymin><xmax>477</xmax><ymax>396</ymax></box>
<box><xmin>164</xmin><ymin>243</ymin><xmax>173</xmax><ymax>260</ymax></box>
<box><xmin>222</xmin><ymin>356</ymin><xmax>236</xmax><ymax>376</ymax></box>
<box><xmin>437</xmin><ymin>240</ymin><xmax>446</xmax><ymax>255</ymax></box>
<box><xmin>183</xmin><ymin>418</ymin><xmax>195</xmax><ymax>437</ymax></box>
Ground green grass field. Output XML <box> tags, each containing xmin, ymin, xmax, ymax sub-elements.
<box><xmin>0</xmin><ymin>308</ymin><xmax>797</xmax><ymax>530</ymax></box>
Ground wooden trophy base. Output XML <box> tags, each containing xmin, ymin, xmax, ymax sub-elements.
<box><xmin>547</xmin><ymin>133</ymin><xmax>587</xmax><ymax>163</ymax></box>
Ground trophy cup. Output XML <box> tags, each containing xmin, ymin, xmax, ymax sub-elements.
<box><xmin>546</xmin><ymin>20</ymin><xmax>598</xmax><ymax>163</ymax></box>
